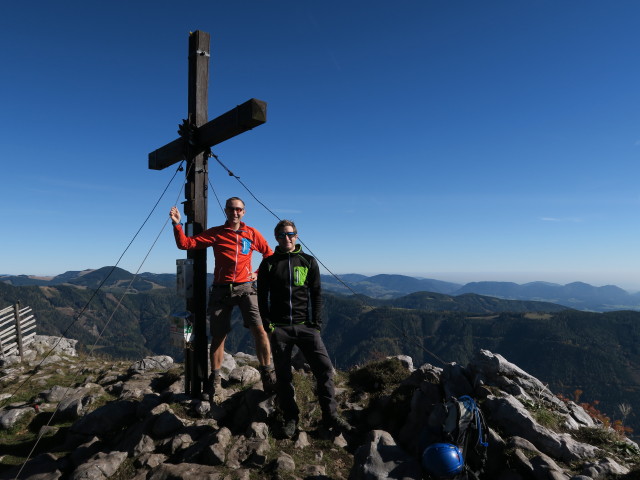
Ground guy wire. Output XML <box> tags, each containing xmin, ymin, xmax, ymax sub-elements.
<box><xmin>209</xmin><ymin>151</ymin><xmax>449</xmax><ymax>367</ymax></box>
<box><xmin>209</xmin><ymin>151</ymin><xmax>282</xmax><ymax>222</ymax></box>
<box><xmin>2</xmin><ymin>160</ymin><xmax>189</xmax><ymax>410</ymax></box>
<box><xmin>12</xmin><ymin>163</ymin><xmax>191</xmax><ymax>478</ymax></box>
<box><xmin>207</xmin><ymin>177</ymin><xmax>226</xmax><ymax>219</ymax></box>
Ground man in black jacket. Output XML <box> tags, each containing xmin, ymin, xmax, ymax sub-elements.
<box><xmin>257</xmin><ymin>219</ymin><xmax>349</xmax><ymax>438</ymax></box>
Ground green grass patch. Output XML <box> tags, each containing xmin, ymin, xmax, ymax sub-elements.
<box><xmin>521</xmin><ymin>400</ymin><xmax>564</xmax><ymax>432</ymax></box>
<box><xmin>278</xmin><ymin>437</ymin><xmax>353</xmax><ymax>480</ymax></box>
<box><xmin>533</xmin><ymin>408</ymin><xmax>564</xmax><ymax>431</ymax></box>
<box><xmin>292</xmin><ymin>371</ymin><xmax>322</xmax><ymax>425</ymax></box>
<box><xmin>0</xmin><ymin>414</ymin><xmax>73</xmax><ymax>468</ymax></box>
<box><xmin>110</xmin><ymin>457</ymin><xmax>137</xmax><ymax>480</ymax></box>
<box><xmin>573</xmin><ymin>426</ymin><xmax>619</xmax><ymax>446</ymax></box>
<box><xmin>347</xmin><ymin>357</ymin><xmax>407</xmax><ymax>394</ymax></box>
<box><xmin>574</xmin><ymin>426</ymin><xmax>640</xmax><ymax>461</ymax></box>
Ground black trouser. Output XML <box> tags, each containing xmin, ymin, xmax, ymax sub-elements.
<box><xmin>270</xmin><ymin>324</ymin><xmax>336</xmax><ymax>422</ymax></box>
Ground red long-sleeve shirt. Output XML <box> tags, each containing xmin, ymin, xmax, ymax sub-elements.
<box><xmin>173</xmin><ymin>222</ymin><xmax>273</xmax><ymax>284</ymax></box>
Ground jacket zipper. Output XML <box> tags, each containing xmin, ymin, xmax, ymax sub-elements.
<box><xmin>232</xmin><ymin>231</ymin><xmax>240</xmax><ymax>282</ymax></box>
<box><xmin>288</xmin><ymin>254</ymin><xmax>293</xmax><ymax>325</ymax></box>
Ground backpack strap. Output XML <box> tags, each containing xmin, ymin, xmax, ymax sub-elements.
<box><xmin>441</xmin><ymin>398</ymin><xmax>461</xmax><ymax>443</ymax></box>
<box><xmin>458</xmin><ymin>395</ymin><xmax>489</xmax><ymax>479</ymax></box>
<box><xmin>455</xmin><ymin>396</ymin><xmax>475</xmax><ymax>446</ymax></box>
<box><xmin>459</xmin><ymin>395</ymin><xmax>489</xmax><ymax>448</ymax></box>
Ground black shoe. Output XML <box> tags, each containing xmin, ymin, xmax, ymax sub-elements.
<box><xmin>259</xmin><ymin>366</ymin><xmax>277</xmax><ymax>395</ymax></box>
<box><xmin>323</xmin><ymin>414</ymin><xmax>352</xmax><ymax>432</ymax></box>
<box><xmin>282</xmin><ymin>419</ymin><xmax>297</xmax><ymax>439</ymax></box>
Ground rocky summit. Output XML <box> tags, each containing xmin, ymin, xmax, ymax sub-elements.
<box><xmin>1</xmin><ymin>336</ymin><xmax>639</xmax><ymax>480</ymax></box>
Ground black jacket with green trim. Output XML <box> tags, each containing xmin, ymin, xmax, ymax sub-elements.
<box><xmin>257</xmin><ymin>245</ymin><xmax>322</xmax><ymax>331</ymax></box>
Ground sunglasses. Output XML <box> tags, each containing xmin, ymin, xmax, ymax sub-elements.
<box><xmin>225</xmin><ymin>206</ymin><xmax>244</xmax><ymax>212</ymax></box>
<box><xmin>276</xmin><ymin>232</ymin><xmax>297</xmax><ymax>239</ymax></box>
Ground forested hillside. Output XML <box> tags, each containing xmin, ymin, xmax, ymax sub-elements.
<box><xmin>0</xmin><ymin>282</ymin><xmax>185</xmax><ymax>360</ymax></box>
<box><xmin>4</xmin><ymin>268</ymin><xmax>638</xmax><ymax>310</ymax></box>
<box><xmin>2</xmin><ymin>280</ymin><xmax>640</xmax><ymax>435</ymax></box>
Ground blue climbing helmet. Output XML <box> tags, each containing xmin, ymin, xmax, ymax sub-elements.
<box><xmin>422</xmin><ymin>442</ymin><xmax>464</xmax><ymax>478</ymax></box>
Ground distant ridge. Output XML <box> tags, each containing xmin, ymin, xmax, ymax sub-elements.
<box><xmin>2</xmin><ymin>268</ymin><xmax>639</xmax><ymax>312</ymax></box>
<box><xmin>387</xmin><ymin>291</ymin><xmax>567</xmax><ymax>313</ymax></box>
<box><xmin>455</xmin><ymin>280</ymin><xmax>636</xmax><ymax>312</ymax></box>
<box><xmin>3</xmin><ymin>271</ymin><xmax>640</xmax><ymax>439</ymax></box>
<box><xmin>0</xmin><ymin>268</ymin><xmax>206</xmax><ymax>293</ymax></box>
<box><xmin>321</xmin><ymin>273</ymin><xmax>460</xmax><ymax>298</ymax></box>
<box><xmin>320</xmin><ymin>275</ymin><xmax>640</xmax><ymax>312</ymax></box>
<box><xmin>0</xmin><ymin>274</ymin><xmax>568</xmax><ymax>362</ymax></box>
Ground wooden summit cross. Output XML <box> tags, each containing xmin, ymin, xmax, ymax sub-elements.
<box><xmin>148</xmin><ymin>30</ymin><xmax>267</xmax><ymax>396</ymax></box>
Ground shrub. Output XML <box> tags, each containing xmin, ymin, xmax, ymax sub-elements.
<box><xmin>347</xmin><ymin>357</ymin><xmax>407</xmax><ymax>393</ymax></box>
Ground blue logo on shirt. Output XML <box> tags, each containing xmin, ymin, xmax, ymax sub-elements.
<box><xmin>241</xmin><ymin>238</ymin><xmax>252</xmax><ymax>254</ymax></box>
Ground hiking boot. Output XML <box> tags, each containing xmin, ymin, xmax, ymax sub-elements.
<box><xmin>259</xmin><ymin>365</ymin><xmax>277</xmax><ymax>395</ymax></box>
<box><xmin>282</xmin><ymin>419</ymin><xmax>297</xmax><ymax>439</ymax></box>
<box><xmin>207</xmin><ymin>374</ymin><xmax>222</xmax><ymax>404</ymax></box>
<box><xmin>323</xmin><ymin>414</ymin><xmax>352</xmax><ymax>432</ymax></box>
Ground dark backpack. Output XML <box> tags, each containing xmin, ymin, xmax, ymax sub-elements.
<box><xmin>423</xmin><ymin>395</ymin><xmax>489</xmax><ymax>479</ymax></box>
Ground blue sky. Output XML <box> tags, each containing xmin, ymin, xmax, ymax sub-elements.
<box><xmin>2</xmin><ymin>1</ymin><xmax>640</xmax><ymax>290</ymax></box>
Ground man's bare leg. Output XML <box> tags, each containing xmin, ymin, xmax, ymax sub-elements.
<box><xmin>207</xmin><ymin>332</ymin><xmax>227</xmax><ymax>403</ymax></box>
<box><xmin>210</xmin><ymin>332</ymin><xmax>227</xmax><ymax>370</ymax></box>
<box><xmin>250</xmin><ymin>325</ymin><xmax>272</xmax><ymax>366</ymax></box>
<box><xmin>250</xmin><ymin>325</ymin><xmax>275</xmax><ymax>393</ymax></box>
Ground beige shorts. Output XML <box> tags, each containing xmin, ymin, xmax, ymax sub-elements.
<box><xmin>208</xmin><ymin>282</ymin><xmax>262</xmax><ymax>337</ymax></box>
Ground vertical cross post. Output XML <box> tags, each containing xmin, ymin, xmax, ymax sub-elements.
<box><xmin>148</xmin><ymin>30</ymin><xmax>267</xmax><ymax>397</ymax></box>
<box><xmin>184</xmin><ymin>31</ymin><xmax>210</xmax><ymax>396</ymax></box>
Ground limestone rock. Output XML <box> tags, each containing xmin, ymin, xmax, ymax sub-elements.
<box><xmin>151</xmin><ymin>408</ymin><xmax>186</xmax><ymax>438</ymax></box>
<box><xmin>0</xmin><ymin>453</ymin><xmax>63</xmax><ymax>480</ymax></box>
<box><xmin>2</xmin><ymin>337</ymin><xmax>638</xmax><ymax>480</ymax></box>
<box><xmin>484</xmin><ymin>394</ymin><xmax>600</xmax><ymax>462</ymax></box>
<box><xmin>70</xmin><ymin>400</ymin><xmax>137</xmax><ymax>437</ymax></box>
<box><xmin>581</xmin><ymin>457</ymin><xmax>630</xmax><ymax>478</ymax></box>
<box><xmin>57</xmin><ymin>388</ymin><xmax>101</xmax><ymax>420</ymax></box>
<box><xmin>470</xmin><ymin>350</ymin><xmax>566</xmax><ymax>411</ymax></box>
<box><xmin>68</xmin><ymin>451</ymin><xmax>127</xmax><ymax>480</ymax></box>
<box><xmin>128</xmin><ymin>355</ymin><xmax>173</xmax><ymax>374</ymax></box>
<box><xmin>69</xmin><ymin>436</ymin><xmax>103</xmax><ymax>467</ymax></box>
<box><xmin>0</xmin><ymin>406</ymin><xmax>34</xmax><ymax>429</ymax></box>
<box><xmin>145</xmin><ymin>462</ymin><xmax>223</xmax><ymax>479</ymax></box>
<box><xmin>228</xmin><ymin>365</ymin><xmax>261</xmax><ymax>386</ymax></box>
<box><xmin>565</xmin><ymin>401</ymin><xmax>596</xmax><ymax>429</ymax></box>
<box><xmin>229</xmin><ymin>436</ymin><xmax>270</xmax><ymax>469</ymax></box>
<box><xmin>219</xmin><ymin>352</ymin><xmax>238</xmax><ymax>378</ymax></box>
<box><xmin>350</xmin><ymin>430</ymin><xmax>422</xmax><ymax>480</ymax></box>
<box><xmin>39</xmin><ymin>385</ymin><xmax>71</xmax><ymax>403</ymax></box>
<box><xmin>135</xmin><ymin>452</ymin><xmax>167</xmax><ymax>469</ymax></box>
<box><xmin>275</xmin><ymin>452</ymin><xmax>296</xmax><ymax>472</ymax></box>
<box><xmin>201</xmin><ymin>427</ymin><xmax>232</xmax><ymax>466</ymax></box>
<box><xmin>32</xmin><ymin>335</ymin><xmax>78</xmax><ymax>357</ymax></box>
<box><xmin>389</xmin><ymin>355</ymin><xmax>415</xmax><ymax>372</ymax></box>
<box><xmin>247</xmin><ymin>421</ymin><xmax>269</xmax><ymax>440</ymax></box>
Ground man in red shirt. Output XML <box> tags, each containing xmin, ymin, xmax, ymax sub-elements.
<box><xmin>170</xmin><ymin>197</ymin><xmax>275</xmax><ymax>401</ymax></box>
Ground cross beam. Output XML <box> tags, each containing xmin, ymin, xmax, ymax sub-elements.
<box><xmin>148</xmin><ymin>98</ymin><xmax>267</xmax><ymax>170</ymax></box>
<box><xmin>148</xmin><ymin>30</ymin><xmax>267</xmax><ymax>396</ymax></box>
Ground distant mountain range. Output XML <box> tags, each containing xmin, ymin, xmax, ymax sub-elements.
<box><xmin>0</xmin><ymin>268</ymin><xmax>568</xmax><ymax>362</ymax></box>
<box><xmin>2</xmin><ymin>268</ymin><xmax>639</xmax><ymax>312</ymax></box>
<box><xmin>320</xmin><ymin>273</ymin><xmax>640</xmax><ymax>312</ymax></box>
<box><xmin>0</xmin><ymin>267</ymin><xmax>177</xmax><ymax>291</ymax></box>
<box><xmin>3</xmin><ymin>268</ymin><xmax>640</xmax><ymax>437</ymax></box>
